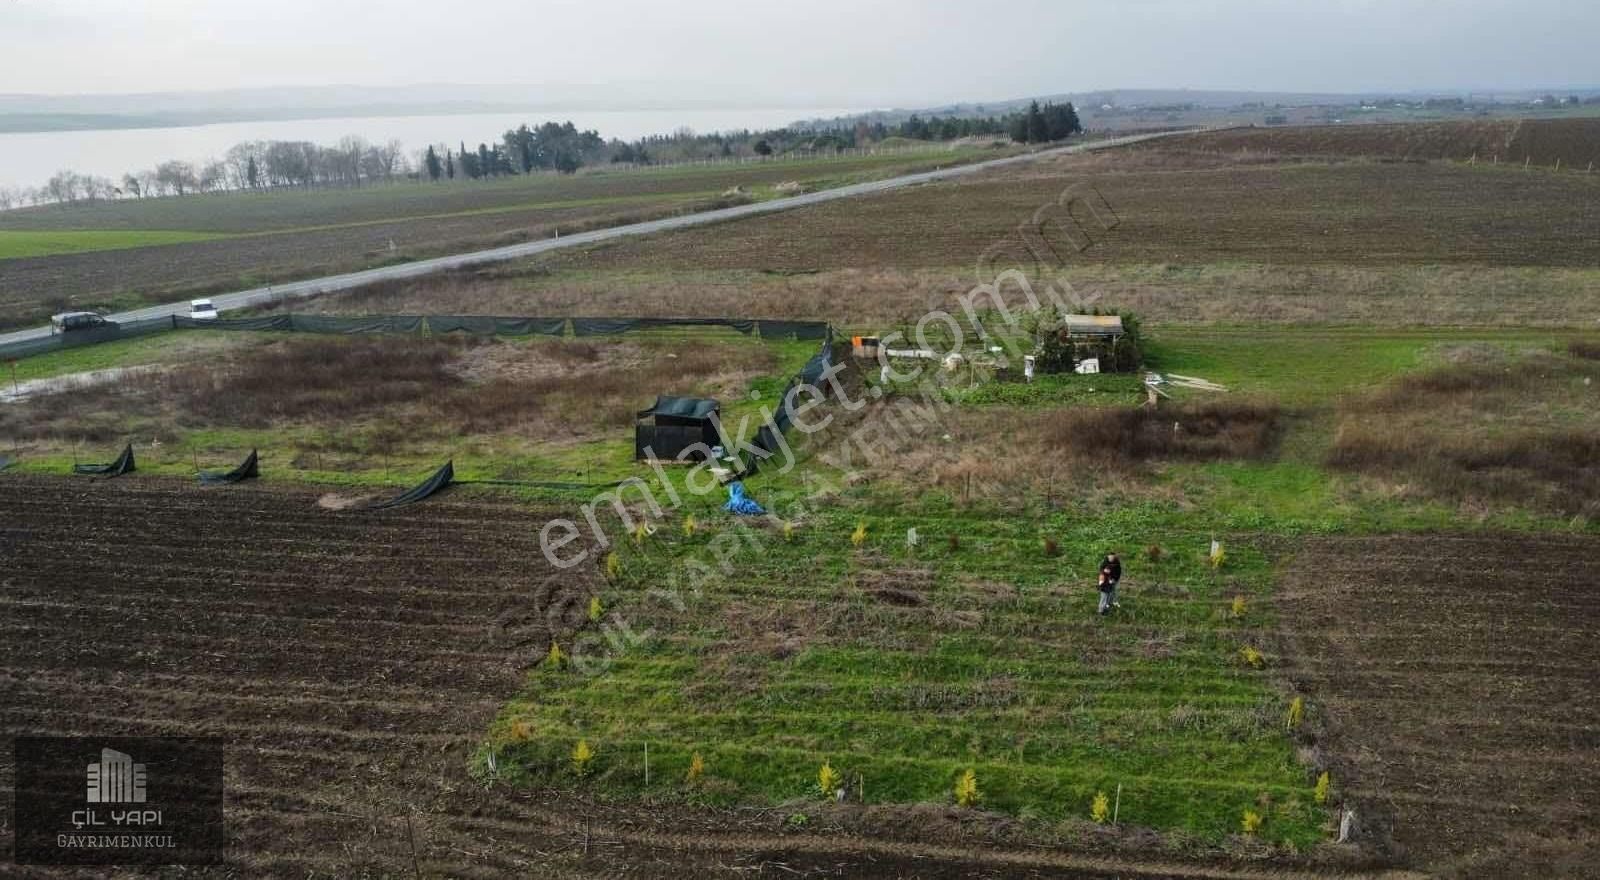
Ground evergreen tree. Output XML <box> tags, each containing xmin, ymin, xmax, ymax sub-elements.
<box><xmin>246</xmin><ymin>155</ymin><xmax>258</xmax><ymax>189</ymax></box>
<box><xmin>424</xmin><ymin>145</ymin><xmax>442</xmax><ymax>181</ymax></box>
<box><xmin>445</xmin><ymin>150</ymin><xmax>455</xmax><ymax>179</ymax></box>
<box><xmin>1026</xmin><ymin>101</ymin><xmax>1049</xmax><ymax>143</ymax></box>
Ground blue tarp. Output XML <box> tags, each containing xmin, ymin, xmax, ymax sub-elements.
<box><xmin>723</xmin><ymin>481</ymin><xmax>766</xmax><ymax>516</ymax></box>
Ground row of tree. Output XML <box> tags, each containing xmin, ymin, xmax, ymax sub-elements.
<box><xmin>3</xmin><ymin>101</ymin><xmax>1085</xmax><ymax>207</ymax></box>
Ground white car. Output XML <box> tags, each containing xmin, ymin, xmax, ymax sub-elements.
<box><xmin>189</xmin><ymin>299</ymin><xmax>219</xmax><ymax>321</ymax></box>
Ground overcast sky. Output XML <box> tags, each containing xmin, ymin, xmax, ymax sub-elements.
<box><xmin>3</xmin><ymin>0</ymin><xmax>1597</xmax><ymax>104</ymax></box>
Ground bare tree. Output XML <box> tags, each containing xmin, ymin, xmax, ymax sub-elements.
<box><xmin>199</xmin><ymin>160</ymin><xmax>229</xmax><ymax>193</ymax></box>
<box><xmin>155</xmin><ymin>160</ymin><xmax>198</xmax><ymax>196</ymax></box>
<box><xmin>120</xmin><ymin>173</ymin><xmax>143</xmax><ymax>199</ymax></box>
<box><xmin>0</xmin><ymin>186</ymin><xmax>18</xmax><ymax>210</ymax></box>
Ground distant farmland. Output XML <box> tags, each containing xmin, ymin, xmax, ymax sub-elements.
<box><xmin>1174</xmin><ymin>117</ymin><xmax>1600</xmax><ymax>167</ymax></box>
<box><xmin>0</xmin><ymin>146</ymin><xmax>1001</xmax><ymax>330</ymax></box>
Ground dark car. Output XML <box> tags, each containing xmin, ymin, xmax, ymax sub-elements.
<box><xmin>49</xmin><ymin>311</ymin><xmax>117</xmax><ymax>334</ymax></box>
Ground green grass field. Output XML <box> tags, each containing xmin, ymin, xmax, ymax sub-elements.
<box><xmin>0</xmin><ymin>228</ymin><xmax>228</xmax><ymax>259</ymax></box>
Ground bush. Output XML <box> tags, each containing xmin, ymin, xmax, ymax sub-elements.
<box><xmin>817</xmin><ymin>761</ymin><xmax>842</xmax><ymax>799</ymax></box>
<box><xmin>954</xmin><ymin>768</ymin><xmax>980</xmax><ymax>806</ymax></box>
<box><xmin>1569</xmin><ymin>339</ymin><xmax>1600</xmax><ymax>361</ymax></box>
<box><xmin>1091</xmin><ymin>791</ymin><xmax>1110</xmax><ymax>823</ymax></box>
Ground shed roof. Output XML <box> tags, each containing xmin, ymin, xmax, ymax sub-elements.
<box><xmin>637</xmin><ymin>396</ymin><xmax>720</xmax><ymax>421</ymax></box>
<box><xmin>1062</xmin><ymin>315</ymin><xmax>1125</xmax><ymax>337</ymax></box>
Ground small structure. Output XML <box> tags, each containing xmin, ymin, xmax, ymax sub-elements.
<box><xmin>1039</xmin><ymin>314</ymin><xmax>1137</xmax><ymax>373</ymax></box>
<box><xmin>635</xmin><ymin>396</ymin><xmax>721</xmax><ymax>462</ymax></box>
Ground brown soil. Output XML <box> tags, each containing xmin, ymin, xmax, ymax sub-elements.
<box><xmin>0</xmin><ymin>475</ymin><xmax>1409</xmax><ymax>879</ymax></box>
<box><xmin>1275</xmin><ymin>533</ymin><xmax>1600</xmax><ymax>879</ymax></box>
<box><xmin>1169</xmin><ymin>118</ymin><xmax>1600</xmax><ymax>168</ymax></box>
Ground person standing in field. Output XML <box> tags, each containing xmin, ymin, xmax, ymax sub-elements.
<box><xmin>1097</xmin><ymin>552</ymin><xmax>1122</xmax><ymax>615</ymax></box>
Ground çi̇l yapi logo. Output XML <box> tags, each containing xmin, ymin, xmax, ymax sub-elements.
<box><xmin>73</xmin><ymin>748</ymin><xmax>165</xmax><ymax>833</ymax></box>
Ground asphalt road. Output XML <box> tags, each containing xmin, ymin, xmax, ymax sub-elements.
<box><xmin>0</xmin><ymin>130</ymin><xmax>1194</xmax><ymax>347</ymax></box>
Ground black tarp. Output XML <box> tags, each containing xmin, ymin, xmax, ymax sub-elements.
<box><xmin>757</xmin><ymin>320</ymin><xmax>829</xmax><ymax>341</ymax></box>
<box><xmin>364</xmin><ymin>460</ymin><xmax>454</xmax><ymax>510</ymax></box>
<box><xmin>572</xmin><ymin>317</ymin><xmax>756</xmax><ymax>337</ymax></box>
<box><xmin>73</xmin><ymin>443</ymin><xmax>135</xmax><ymax>477</ymax></box>
<box><xmin>637</xmin><ymin>396</ymin><xmax>720</xmax><ymax>420</ymax></box>
<box><xmin>289</xmin><ymin>315</ymin><xmax>425</xmax><ymax>334</ymax></box>
<box><xmin>173</xmin><ymin>315</ymin><xmax>292</xmax><ymax>331</ymax></box>
<box><xmin>198</xmin><ymin>449</ymin><xmax>260</xmax><ymax>484</ymax></box>
<box><xmin>427</xmin><ymin>316</ymin><xmax>568</xmax><ymax>336</ymax></box>
<box><xmin>739</xmin><ymin>330</ymin><xmax>836</xmax><ymax>475</ymax></box>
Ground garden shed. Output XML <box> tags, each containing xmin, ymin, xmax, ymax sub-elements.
<box><xmin>635</xmin><ymin>396</ymin><xmax>722</xmax><ymax>462</ymax></box>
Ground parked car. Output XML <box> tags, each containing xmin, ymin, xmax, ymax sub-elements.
<box><xmin>49</xmin><ymin>311</ymin><xmax>116</xmax><ymax>334</ymax></box>
<box><xmin>189</xmin><ymin>299</ymin><xmax>219</xmax><ymax>321</ymax></box>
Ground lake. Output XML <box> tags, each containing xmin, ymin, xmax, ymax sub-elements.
<box><xmin>0</xmin><ymin>107</ymin><xmax>861</xmax><ymax>192</ymax></box>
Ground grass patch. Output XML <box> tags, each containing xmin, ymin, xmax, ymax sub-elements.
<box><xmin>0</xmin><ymin>229</ymin><xmax>227</xmax><ymax>259</ymax></box>
<box><xmin>486</xmin><ymin>506</ymin><xmax>1324</xmax><ymax>845</ymax></box>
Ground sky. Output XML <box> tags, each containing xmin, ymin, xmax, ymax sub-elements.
<box><xmin>2</xmin><ymin>0</ymin><xmax>1598</xmax><ymax>104</ymax></box>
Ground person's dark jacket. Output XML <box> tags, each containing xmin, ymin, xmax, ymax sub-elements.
<box><xmin>1100</xmin><ymin>557</ymin><xmax>1122</xmax><ymax>583</ymax></box>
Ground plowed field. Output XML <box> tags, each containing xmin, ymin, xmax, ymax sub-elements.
<box><xmin>0</xmin><ymin>475</ymin><xmax>1374</xmax><ymax>878</ymax></box>
<box><xmin>1277</xmin><ymin>534</ymin><xmax>1600</xmax><ymax>878</ymax></box>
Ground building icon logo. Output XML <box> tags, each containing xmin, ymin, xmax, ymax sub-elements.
<box><xmin>86</xmin><ymin>748</ymin><xmax>147</xmax><ymax>804</ymax></box>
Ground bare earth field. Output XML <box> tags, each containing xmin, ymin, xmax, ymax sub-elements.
<box><xmin>305</xmin><ymin>148</ymin><xmax>1600</xmax><ymax>328</ymax></box>
<box><xmin>1276</xmin><ymin>534</ymin><xmax>1600</xmax><ymax>879</ymax></box>
<box><xmin>0</xmin><ymin>475</ymin><xmax>1380</xmax><ymax>879</ymax></box>
<box><xmin>1173</xmin><ymin>118</ymin><xmax>1600</xmax><ymax>167</ymax></box>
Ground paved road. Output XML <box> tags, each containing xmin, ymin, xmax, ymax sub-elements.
<box><xmin>0</xmin><ymin>130</ymin><xmax>1195</xmax><ymax>347</ymax></box>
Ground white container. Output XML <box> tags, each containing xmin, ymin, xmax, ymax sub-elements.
<box><xmin>1023</xmin><ymin>355</ymin><xmax>1036</xmax><ymax>382</ymax></box>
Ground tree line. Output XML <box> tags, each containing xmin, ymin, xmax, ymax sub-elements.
<box><xmin>1</xmin><ymin>101</ymin><xmax>1083</xmax><ymax>208</ymax></box>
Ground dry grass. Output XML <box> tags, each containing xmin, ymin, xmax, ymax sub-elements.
<box><xmin>0</xmin><ymin>334</ymin><xmax>776</xmax><ymax>450</ymax></box>
<box><xmin>305</xmin><ymin>261</ymin><xmax>1600</xmax><ymax>331</ymax></box>
<box><xmin>826</xmin><ymin>397</ymin><xmax>1281</xmax><ymax>504</ymax></box>
<box><xmin>1328</xmin><ymin>347</ymin><xmax>1600</xmax><ymax>516</ymax></box>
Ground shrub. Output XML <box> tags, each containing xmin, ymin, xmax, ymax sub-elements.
<box><xmin>1043</xmin><ymin>537</ymin><xmax>1059</xmax><ymax>557</ymax></box>
<box><xmin>1241</xmin><ymin>808</ymin><xmax>1263</xmax><ymax>834</ymax></box>
<box><xmin>850</xmin><ymin>521</ymin><xmax>867</xmax><ymax>549</ymax></box>
<box><xmin>509</xmin><ymin>719</ymin><xmax>533</xmax><ymax>742</ymax></box>
<box><xmin>682</xmin><ymin>514</ymin><xmax>696</xmax><ymax>537</ymax></box>
<box><xmin>546</xmin><ymin>643</ymin><xmax>565</xmax><ymax>669</ymax></box>
<box><xmin>1144</xmin><ymin>544</ymin><xmax>1164</xmax><ymax>563</ymax></box>
<box><xmin>817</xmin><ymin>761</ymin><xmax>842</xmax><ymax>799</ymax></box>
<box><xmin>1570</xmin><ymin>339</ymin><xmax>1600</xmax><ymax>361</ymax></box>
<box><xmin>948</xmin><ymin>533</ymin><xmax>960</xmax><ymax>552</ymax></box>
<box><xmin>588</xmin><ymin>596</ymin><xmax>603</xmax><ymax>623</ymax></box>
<box><xmin>1230</xmin><ymin>595</ymin><xmax>1247</xmax><ymax>618</ymax></box>
<box><xmin>954</xmin><ymin>768</ymin><xmax>980</xmax><ymax>807</ymax></box>
<box><xmin>605</xmin><ymin>552</ymin><xmax>622</xmax><ymax>580</ymax></box>
<box><xmin>1314</xmin><ymin>771</ymin><xmax>1331</xmax><ymax>804</ymax></box>
<box><xmin>1210</xmin><ymin>541</ymin><xmax>1227</xmax><ymax>569</ymax></box>
<box><xmin>632</xmin><ymin>521</ymin><xmax>652</xmax><ymax>547</ymax></box>
<box><xmin>571</xmin><ymin>739</ymin><xmax>595</xmax><ymax>776</ymax></box>
<box><xmin>1091</xmin><ymin>790</ymin><xmax>1110</xmax><ymax>823</ymax></box>
<box><xmin>1238</xmin><ymin>645</ymin><xmax>1265</xmax><ymax>668</ymax></box>
<box><xmin>1043</xmin><ymin>402</ymin><xmax>1282</xmax><ymax>464</ymax></box>
<box><xmin>1286</xmin><ymin>696</ymin><xmax>1304</xmax><ymax>729</ymax></box>
<box><xmin>686</xmin><ymin>753</ymin><xmax>705</xmax><ymax>786</ymax></box>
